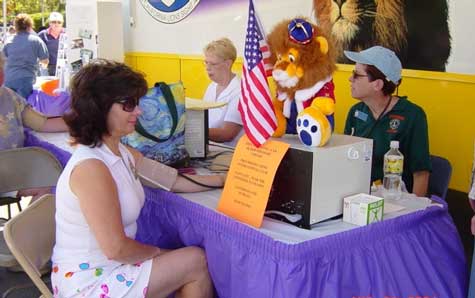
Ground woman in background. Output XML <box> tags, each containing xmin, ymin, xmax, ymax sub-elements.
<box><xmin>203</xmin><ymin>38</ymin><xmax>243</xmax><ymax>147</ymax></box>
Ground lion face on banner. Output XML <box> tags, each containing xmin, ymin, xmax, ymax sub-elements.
<box><xmin>267</xmin><ymin>18</ymin><xmax>337</xmax><ymax>100</ymax></box>
<box><xmin>314</xmin><ymin>0</ymin><xmax>451</xmax><ymax>71</ymax></box>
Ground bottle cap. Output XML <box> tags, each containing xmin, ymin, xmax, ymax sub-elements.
<box><xmin>390</xmin><ymin>140</ymin><xmax>399</xmax><ymax>149</ymax></box>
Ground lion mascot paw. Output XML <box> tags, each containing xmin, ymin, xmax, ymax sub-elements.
<box><xmin>296</xmin><ymin>98</ymin><xmax>332</xmax><ymax>147</ymax></box>
<box><xmin>267</xmin><ymin>17</ymin><xmax>337</xmax><ymax>145</ymax></box>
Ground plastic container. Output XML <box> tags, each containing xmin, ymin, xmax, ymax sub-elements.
<box><xmin>383</xmin><ymin>140</ymin><xmax>404</xmax><ymax>200</ymax></box>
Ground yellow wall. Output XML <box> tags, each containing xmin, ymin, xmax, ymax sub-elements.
<box><xmin>125</xmin><ymin>52</ymin><xmax>475</xmax><ymax>193</ymax></box>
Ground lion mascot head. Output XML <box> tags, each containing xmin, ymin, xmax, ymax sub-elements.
<box><xmin>267</xmin><ymin>17</ymin><xmax>337</xmax><ymax>146</ymax></box>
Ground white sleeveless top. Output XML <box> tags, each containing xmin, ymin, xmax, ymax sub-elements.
<box><xmin>51</xmin><ymin>143</ymin><xmax>152</xmax><ymax>298</ymax></box>
<box><xmin>53</xmin><ymin>143</ymin><xmax>145</xmax><ymax>264</ymax></box>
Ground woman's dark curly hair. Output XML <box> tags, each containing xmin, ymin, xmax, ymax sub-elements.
<box><xmin>14</xmin><ymin>14</ymin><xmax>33</xmax><ymax>32</ymax></box>
<box><xmin>64</xmin><ymin>59</ymin><xmax>148</xmax><ymax>147</ymax></box>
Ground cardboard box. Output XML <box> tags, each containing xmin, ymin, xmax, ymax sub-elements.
<box><xmin>343</xmin><ymin>193</ymin><xmax>384</xmax><ymax>226</ymax></box>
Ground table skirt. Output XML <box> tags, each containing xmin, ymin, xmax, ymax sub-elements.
<box><xmin>26</xmin><ymin>131</ymin><xmax>468</xmax><ymax>298</ymax></box>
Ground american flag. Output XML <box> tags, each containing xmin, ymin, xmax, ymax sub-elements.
<box><xmin>238</xmin><ymin>0</ymin><xmax>277</xmax><ymax>147</ymax></box>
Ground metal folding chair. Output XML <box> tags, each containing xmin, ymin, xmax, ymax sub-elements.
<box><xmin>0</xmin><ymin>147</ymin><xmax>62</xmax><ymax>270</ymax></box>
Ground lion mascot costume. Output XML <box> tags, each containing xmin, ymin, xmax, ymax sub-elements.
<box><xmin>267</xmin><ymin>17</ymin><xmax>337</xmax><ymax>147</ymax></box>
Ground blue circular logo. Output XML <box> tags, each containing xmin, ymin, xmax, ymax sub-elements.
<box><xmin>140</xmin><ymin>0</ymin><xmax>201</xmax><ymax>24</ymax></box>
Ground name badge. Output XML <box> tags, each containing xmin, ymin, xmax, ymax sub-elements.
<box><xmin>355</xmin><ymin>110</ymin><xmax>368</xmax><ymax>122</ymax></box>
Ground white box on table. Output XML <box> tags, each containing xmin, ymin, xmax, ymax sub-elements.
<box><xmin>343</xmin><ymin>193</ymin><xmax>384</xmax><ymax>226</ymax></box>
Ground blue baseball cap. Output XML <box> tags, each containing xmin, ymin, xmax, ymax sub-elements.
<box><xmin>344</xmin><ymin>46</ymin><xmax>402</xmax><ymax>84</ymax></box>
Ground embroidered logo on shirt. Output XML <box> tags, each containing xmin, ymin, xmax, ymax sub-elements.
<box><xmin>390</xmin><ymin>114</ymin><xmax>405</xmax><ymax>121</ymax></box>
<box><xmin>389</xmin><ymin>119</ymin><xmax>400</xmax><ymax>130</ymax></box>
<box><xmin>387</xmin><ymin>114</ymin><xmax>404</xmax><ymax>133</ymax></box>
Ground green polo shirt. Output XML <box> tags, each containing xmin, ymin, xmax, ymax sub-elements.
<box><xmin>344</xmin><ymin>96</ymin><xmax>431</xmax><ymax>192</ymax></box>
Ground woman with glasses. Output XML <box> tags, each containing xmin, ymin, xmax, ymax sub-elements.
<box><xmin>202</xmin><ymin>38</ymin><xmax>243</xmax><ymax>146</ymax></box>
<box><xmin>51</xmin><ymin>60</ymin><xmax>219</xmax><ymax>298</ymax></box>
<box><xmin>343</xmin><ymin>46</ymin><xmax>431</xmax><ymax>197</ymax></box>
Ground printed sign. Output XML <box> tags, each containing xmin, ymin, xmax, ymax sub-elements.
<box><xmin>140</xmin><ymin>0</ymin><xmax>201</xmax><ymax>24</ymax></box>
<box><xmin>217</xmin><ymin>135</ymin><xmax>289</xmax><ymax>228</ymax></box>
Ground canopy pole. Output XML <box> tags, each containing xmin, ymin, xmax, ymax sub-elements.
<box><xmin>3</xmin><ymin>0</ymin><xmax>6</xmax><ymax>42</ymax></box>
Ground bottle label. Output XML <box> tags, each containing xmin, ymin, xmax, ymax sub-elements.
<box><xmin>384</xmin><ymin>156</ymin><xmax>403</xmax><ymax>175</ymax></box>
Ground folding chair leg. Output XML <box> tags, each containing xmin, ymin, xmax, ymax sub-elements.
<box><xmin>16</xmin><ymin>202</ymin><xmax>22</xmax><ymax>213</ymax></box>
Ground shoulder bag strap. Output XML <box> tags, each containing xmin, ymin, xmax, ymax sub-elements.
<box><xmin>135</xmin><ymin>82</ymin><xmax>179</xmax><ymax>143</ymax></box>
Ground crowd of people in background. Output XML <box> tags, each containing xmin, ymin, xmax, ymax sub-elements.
<box><xmin>1</xmin><ymin>12</ymin><xmax>64</xmax><ymax>98</ymax></box>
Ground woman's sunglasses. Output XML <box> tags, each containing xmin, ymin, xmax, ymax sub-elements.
<box><xmin>116</xmin><ymin>97</ymin><xmax>139</xmax><ymax>112</ymax></box>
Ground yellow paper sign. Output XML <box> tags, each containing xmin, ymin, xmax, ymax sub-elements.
<box><xmin>217</xmin><ymin>135</ymin><xmax>290</xmax><ymax>228</ymax></box>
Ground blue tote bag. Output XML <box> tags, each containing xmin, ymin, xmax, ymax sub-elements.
<box><xmin>122</xmin><ymin>82</ymin><xmax>189</xmax><ymax>167</ymax></box>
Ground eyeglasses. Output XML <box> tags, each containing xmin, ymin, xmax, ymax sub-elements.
<box><xmin>50</xmin><ymin>21</ymin><xmax>62</xmax><ymax>24</ymax></box>
<box><xmin>116</xmin><ymin>97</ymin><xmax>139</xmax><ymax>112</ymax></box>
<box><xmin>351</xmin><ymin>70</ymin><xmax>369</xmax><ymax>80</ymax></box>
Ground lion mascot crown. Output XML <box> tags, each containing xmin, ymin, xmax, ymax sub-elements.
<box><xmin>267</xmin><ymin>17</ymin><xmax>337</xmax><ymax>147</ymax></box>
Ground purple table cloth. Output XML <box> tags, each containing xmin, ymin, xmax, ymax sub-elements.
<box><xmin>26</xmin><ymin>132</ymin><xmax>468</xmax><ymax>298</ymax></box>
<box><xmin>27</xmin><ymin>90</ymin><xmax>71</xmax><ymax>117</ymax></box>
<box><xmin>136</xmin><ymin>190</ymin><xmax>467</xmax><ymax>298</ymax></box>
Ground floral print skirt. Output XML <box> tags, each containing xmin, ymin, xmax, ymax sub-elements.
<box><xmin>51</xmin><ymin>259</ymin><xmax>153</xmax><ymax>298</ymax></box>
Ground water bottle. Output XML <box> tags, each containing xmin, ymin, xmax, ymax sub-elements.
<box><xmin>383</xmin><ymin>140</ymin><xmax>404</xmax><ymax>200</ymax></box>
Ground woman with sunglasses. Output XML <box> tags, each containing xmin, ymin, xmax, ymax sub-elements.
<box><xmin>343</xmin><ymin>46</ymin><xmax>431</xmax><ymax>197</ymax></box>
<box><xmin>51</xmin><ymin>60</ymin><xmax>219</xmax><ymax>298</ymax></box>
<box><xmin>202</xmin><ymin>38</ymin><xmax>244</xmax><ymax>147</ymax></box>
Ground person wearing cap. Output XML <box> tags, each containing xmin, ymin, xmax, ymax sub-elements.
<box><xmin>343</xmin><ymin>46</ymin><xmax>431</xmax><ymax>197</ymax></box>
<box><xmin>202</xmin><ymin>38</ymin><xmax>243</xmax><ymax>147</ymax></box>
<box><xmin>38</xmin><ymin>12</ymin><xmax>65</xmax><ymax>76</ymax></box>
<box><xmin>2</xmin><ymin>13</ymin><xmax>49</xmax><ymax>98</ymax></box>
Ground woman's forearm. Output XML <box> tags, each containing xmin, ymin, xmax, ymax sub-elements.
<box><xmin>105</xmin><ymin>237</ymin><xmax>161</xmax><ymax>265</ymax></box>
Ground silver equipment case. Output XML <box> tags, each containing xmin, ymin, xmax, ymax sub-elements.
<box><xmin>265</xmin><ymin>134</ymin><xmax>373</xmax><ymax>229</ymax></box>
